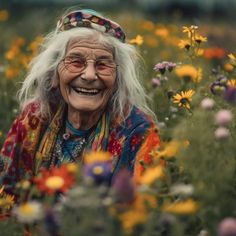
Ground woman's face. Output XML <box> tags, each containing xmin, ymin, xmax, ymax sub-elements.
<box><xmin>57</xmin><ymin>37</ymin><xmax>116</xmax><ymax>114</ymax></box>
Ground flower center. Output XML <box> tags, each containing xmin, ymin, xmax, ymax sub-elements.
<box><xmin>45</xmin><ymin>176</ymin><xmax>64</xmax><ymax>190</ymax></box>
<box><xmin>180</xmin><ymin>98</ymin><xmax>189</xmax><ymax>104</ymax></box>
<box><xmin>19</xmin><ymin>204</ymin><xmax>34</xmax><ymax>215</ymax></box>
<box><xmin>93</xmin><ymin>166</ymin><xmax>104</xmax><ymax>175</ymax></box>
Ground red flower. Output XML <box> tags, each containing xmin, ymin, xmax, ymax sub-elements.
<box><xmin>34</xmin><ymin>165</ymin><xmax>75</xmax><ymax>195</ymax></box>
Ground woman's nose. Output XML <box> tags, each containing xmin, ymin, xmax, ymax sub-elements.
<box><xmin>80</xmin><ymin>61</ymin><xmax>98</xmax><ymax>81</ymax></box>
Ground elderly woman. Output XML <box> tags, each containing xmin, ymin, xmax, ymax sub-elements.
<box><xmin>0</xmin><ymin>9</ymin><xmax>160</xmax><ymax>192</ymax></box>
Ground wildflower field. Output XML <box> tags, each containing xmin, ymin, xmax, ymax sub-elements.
<box><xmin>1</xmin><ymin>5</ymin><xmax>236</xmax><ymax>236</ymax></box>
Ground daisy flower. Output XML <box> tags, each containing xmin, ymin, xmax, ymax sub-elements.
<box><xmin>173</xmin><ymin>90</ymin><xmax>195</xmax><ymax>110</ymax></box>
<box><xmin>12</xmin><ymin>201</ymin><xmax>43</xmax><ymax>223</ymax></box>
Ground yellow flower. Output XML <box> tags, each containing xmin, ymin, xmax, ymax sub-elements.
<box><xmin>182</xmin><ymin>25</ymin><xmax>198</xmax><ymax>38</ymax></box>
<box><xmin>139</xmin><ymin>165</ymin><xmax>164</xmax><ymax>185</ymax></box>
<box><xmin>5</xmin><ymin>46</ymin><xmax>20</xmax><ymax>60</ymax></box>
<box><xmin>0</xmin><ymin>10</ymin><xmax>9</xmax><ymax>22</ymax></box>
<box><xmin>28</xmin><ymin>35</ymin><xmax>43</xmax><ymax>53</ymax></box>
<box><xmin>140</xmin><ymin>20</ymin><xmax>155</xmax><ymax>31</ymax></box>
<box><xmin>0</xmin><ymin>194</ymin><xmax>14</xmax><ymax>210</ymax></box>
<box><xmin>224</xmin><ymin>63</ymin><xmax>234</xmax><ymax>72</ymax></box>
<box><xmin>178</xmin><ymin>39</ymin><xmax>191</xmax><ymax>50</ymax></box>
<box><xmin>155</xmin><ymin>27</ymin><xmax>169</xmax><ymax>38</ymax></box>
<box><xmin>196</xmin><ymin>48</ymin><xmax>204</xmax><ymax>56</ymax></box>
<box><xmin>66</xmin><ymin>163</ymin><xmax>79</xmax><ymax>174</ymax></box>
<box><xmin>228</xmin><ymin>53</ymin><xmax>236</xmax><ymax>61</ymax></box>
<box><xmin>194</xmin><ymin>35</ymin><xmax>207</xmax><ymax>44</ymax></box>
<box><xmin>119</xmin><ymin>209</ymin><xmax>147</xmax><ymax>233</ymax></box>
<box><xmin>175</xmin><ymin>65</ymin><xmax>202</xmax><ymax>83</ymax></box>
<box><xmin>152</xmin><ymin>140</ymin><xmax>180</xmax><ymax>160</ymax></box>
<box><xmin>162</xmin><ymin>199</ymin><xmax>198</xmax><ymax>214</ymax></box>
<box><xmin>4</xmin><ymin>194</ymin><xmax>14</xmax><ymax>209</ymax></box>
<box><xmin>173</xmin><ymin>89</ymin><xmax>195</xmax><ymax>110</ymax></box>
<box><xmin>118</xmin><ymin>193</ymin><xmax>157</xmax><ymax>233</ymax></box>
<box><xmin>129</xmin><ymin>35</ymin><xmax>144</xmax><ymax>46</ymax></box>
<box><xmin>227</xmin><ymin>79</ymin><xmax>236</xmax><ymax>88</ymax></box>
<box><xmin>4</xmin><ymin>67</ymin><xmax>20</xmax><ymax>79</ymax></box>
<box><xmin>84</xmin><ymin>151</ymin><xmax>111</xmax><ymax>165</ymax></box>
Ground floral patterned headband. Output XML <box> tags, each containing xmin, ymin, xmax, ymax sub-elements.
<box><xmin>56</xmin><ymin>9</ymin><xmax>126</xmax><ymax>43</ymax></box>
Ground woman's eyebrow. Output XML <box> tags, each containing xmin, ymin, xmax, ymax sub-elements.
<box><xmin>96</xmin><ymin>55</ymin><xmax>113</xmax><ymax>60</ymax></box>
<box><xmin>66</xmin><ymin>52</ymin><xmax>84</xmax><ymax>57</ymax></box>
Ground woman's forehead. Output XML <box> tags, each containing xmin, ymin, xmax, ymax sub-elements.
<box><xmin>66</xmin><ymin>37</ymin><xmax>114</xmax><ymax>56</ymax></box>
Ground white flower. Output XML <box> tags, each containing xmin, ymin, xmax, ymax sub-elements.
<box><xmin>215</xmin><ymin>109</ymin><xmax>233</xmax><ymax>126</ymax></box>
<box><xmin>170</xmin><ymin>183</ymin><xmax>194</xmax><ymax>196</ymax></box>
<box><xmin>200</xmin><ymin>98</ymin><xmax>215</xmax><ymax>110</ymax></box>
<box><xmin>12</xmin><ymin>201</ymin><xmax>44</xmax><ymax>223</ymax></box>
<box><xmin>215</xmin><ymin>127</ymin><xmax>230</xmax><ymax>139</ymax></box>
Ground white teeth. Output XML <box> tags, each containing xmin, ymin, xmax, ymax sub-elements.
<box><xmin>73</xmin><ymin>87</ymin><xmax>100</xmax><ymax>95</ymax></box>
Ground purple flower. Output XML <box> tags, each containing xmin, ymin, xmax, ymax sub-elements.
<box><xmin>224</xmin><ymin>87</ymin><xmax>236</xmax><ymax>104</ymax></box>
<box><xmin>154</xmin><ymin>61</ymin><xmax>177</xmax><ymax>74</ymax></box>
<box><xmin>44</xmin><ymin>208</ymin><xmax>61</xmax><ymax>236</ymax></box>
<box><xmin>83</xmin><ymin>162</ymin><xmax>112</xmax><ymax>185</ymax></box>
<box><xmin>210</xmin><ymin>75</ymin><xmax>228</xmax><ymax>95</ymax></box>
<box><xmin>112</xmin><ymin>168</ymin><xmax>136</xmax><ymax>203</ymax></box>
<box><xmin>218</xmin><ymin>217</ymin><xmax>236</xmax><ymax>236</ymax></box>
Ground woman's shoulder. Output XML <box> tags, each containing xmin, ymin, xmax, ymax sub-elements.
<box><xmin>111</xmin><ymin>106</ymin><xmax>157</xmax><ymax>135</ymax></box>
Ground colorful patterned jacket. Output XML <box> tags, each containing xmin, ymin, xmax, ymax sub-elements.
<box><xmin>0</xmin><ymin>102</ymin><xmax>160</xmax><ymax>193</ymax></box>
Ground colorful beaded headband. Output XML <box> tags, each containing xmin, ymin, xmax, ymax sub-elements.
<box><xmin>56</xmin><ymin>9</ymin><xmax>126</xmax><ymax>43</ymax></box>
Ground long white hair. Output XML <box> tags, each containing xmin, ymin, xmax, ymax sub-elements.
<box><xmin>18</xmin><ymin>27</ymin><xmax>152</xmax><ymax>121</ymax></box>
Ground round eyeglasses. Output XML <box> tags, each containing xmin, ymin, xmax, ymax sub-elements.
<box><xmin>62</xmin><ymin>56</ymin><xmax>117</xmax><ymax>76</ymax></box>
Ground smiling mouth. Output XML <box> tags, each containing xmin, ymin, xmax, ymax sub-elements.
<box><xmin>71</xmin><ymin>86</ymin><xmax>101</xmax><ymax>96</ymax></box>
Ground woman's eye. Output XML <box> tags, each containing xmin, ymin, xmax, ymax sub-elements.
<box><xmin>70</xmin><ymin>58</ymin><xmax>85</xmax><ymax>67</ymax></box>
<box><xmin>96</xmin><ymin>60</ymin><xmax>109</xmax><ymax>68</ymax></box>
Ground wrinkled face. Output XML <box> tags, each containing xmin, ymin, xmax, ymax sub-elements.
<box><xmin>57</xmin><ymin>37</ymin><xmax>116</xmax><ymax>114</ymax></box>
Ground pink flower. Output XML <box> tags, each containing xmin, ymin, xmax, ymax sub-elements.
<box><xmin>218</xmin><ymin>217</ymin><xmax>236</xmax><ymax>236</ymax></box>
<box><xmin>200</xmin><ymin>98</ymin><xmax>215</xmax><ymax>110</ymax></box>
<box><xmin>152</xmin><ymin>78</ymin><xmax>161</xmax><ymax>87</ymax></box>
<box><xmin>215</xmin><ymin>109</ymin><xmax>233</xmax><ymax>126</ymax></box>
<box><xmin>215</xmin><ymin>127</ymin><xmax>230</xmax><ymax>139</ymax></box>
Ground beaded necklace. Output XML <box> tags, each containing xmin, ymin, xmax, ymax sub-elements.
<box><xmin>53</xmin><ymin>119</ymin><xmax>94</xmax><ymax>166</ymax></box>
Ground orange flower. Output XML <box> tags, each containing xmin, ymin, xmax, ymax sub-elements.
<box><xmin>155</xmin><ymin>27</ymin><xmax>169</xmax><ymax>38</ymax></box>
<box><xmin>34</xmin><ymin>165</ymin><xmax>75</xmax><ymax>195</ymax></box>
<box><xmin>203</xmin><ymin>47</ymin><xmax>226</xmax><ymax>59</ymax></box>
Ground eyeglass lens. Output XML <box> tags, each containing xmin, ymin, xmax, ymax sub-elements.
<box><xmin>63</xmin><ymin>56</ymin><xmax>116</xmax><ymax>76</ymax></box>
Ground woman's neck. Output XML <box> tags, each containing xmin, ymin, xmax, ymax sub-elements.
<box><xmin>67</xmin><ymin>107</ymin><xmax>103</xmax><ymax>130</ymax></box>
